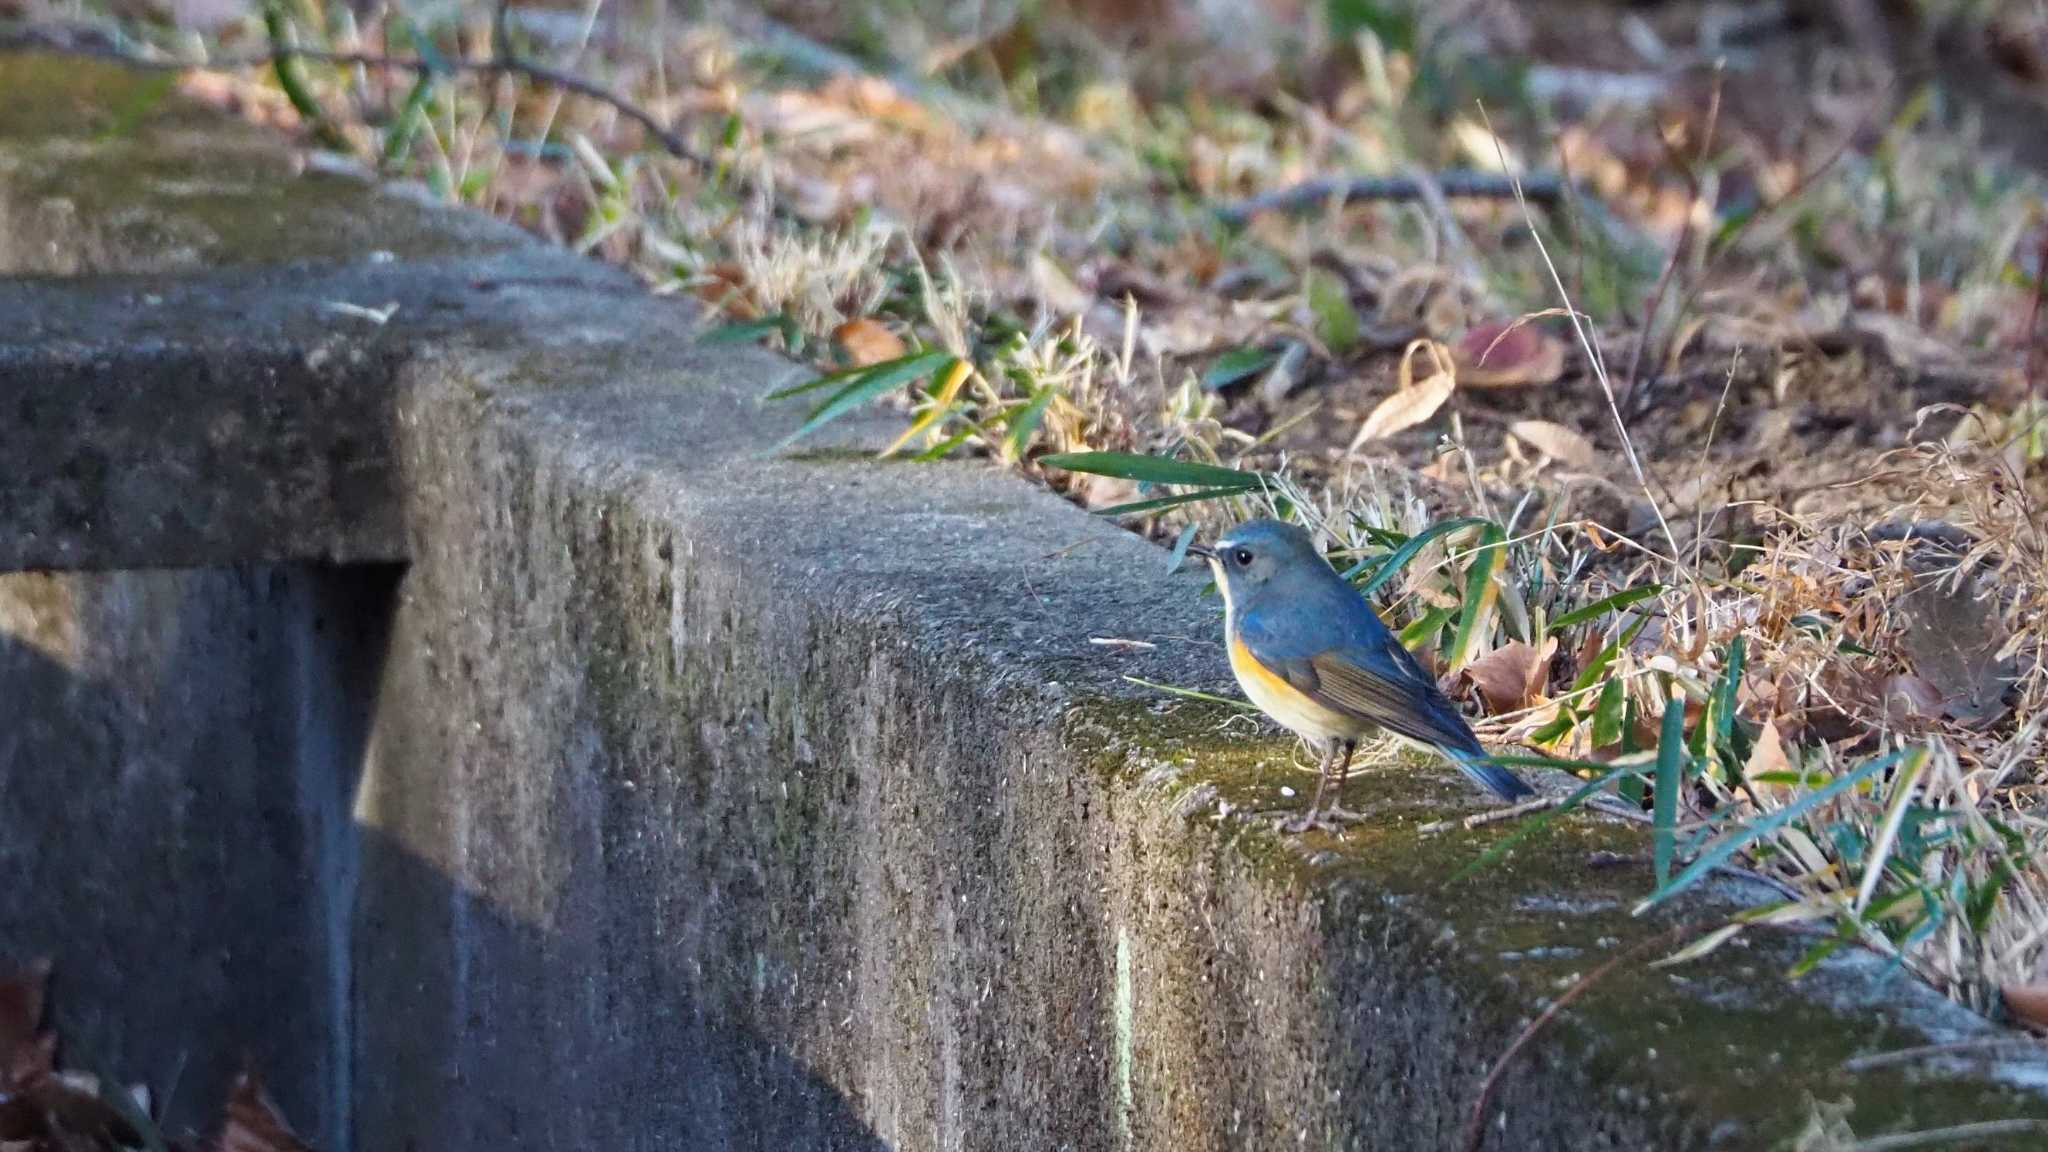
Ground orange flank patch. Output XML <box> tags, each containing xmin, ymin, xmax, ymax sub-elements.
<box><xmin>1227</xmin><ymin>634</ymin><xmax>1359</xmax><ymax>741</ymax></box>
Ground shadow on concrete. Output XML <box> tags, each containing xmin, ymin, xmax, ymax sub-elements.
<box><xmin>353</xmin><ymin>826</ymin><xmax>889</xmax><ymax>1152</ymax></box>
<box><xmin>0</xmin><ymin>563</ymin><xmax>886</xmax><ymax>1151</ymax></box>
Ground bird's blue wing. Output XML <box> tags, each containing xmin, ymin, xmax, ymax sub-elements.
<box><xmin>1238</xmin><ymin>601</ymin><xmax>1534</xmax><ymax>802</ymax></box>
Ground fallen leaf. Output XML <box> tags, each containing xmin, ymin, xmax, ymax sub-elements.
<box><xmin>1897</xmin><ymin>574</ymin><xmax>2013</xmax><ymax>728</ymax></box>
<box><xmin>1349</xmin><ymin>340</ymin><xmax>1455</xmax><ymax>449</ymax></box>
<box><xmin>1351</xmin><ymin>374</ymin><xmax>1453</xmax><ymax>446</ymax></box>
<box><xmin>2004</xmin><ymin>984</ymin><xmax>2048</xmax><ymax>1031</ymax></box>
<box><xmin>1078</xmin><ymin>473</ymin><xmax>1139</xmax><ymax>510</ymax></box>
<box><xmin>219</xmin><ymin>1071</ymin><xmax>313</xmax><ymax>1152</ymax></box>
<box><xmin>1307</xmin><ymin>268</ymin><xmax>1360</xmax><ymax>355</ymax></box>
<box><xmin>1744</xmin><ymin>719</ymin><xmax>1795</xmax><ymax>796</ymax></box>
<box><xmin>1454</xmin><ymin>319</ymin><xmax>1566</xmax><ymax>388</ymax></box>
<box><xmin>0</xmin><ymin>960</ymin><xmax>51</xmax><ymax>1090</ymax></box>
<box><xmin>1882</xmin><ymin>674</ymin><xmax>1945</xmax><ymax>726</ymax></box>
<box><xmin>1507</xmin><ymin>419</ymin><xmax>1599</xmax><ymax>468</ymax></box>
<box><xmin>831</xmin><ymin>318</ymin><xmax>908</xmax><ymax>368</ymax></box>
<box><xmin>1461</xmin><ymin>637</ymin><xmax>1558</xmax><ymax>714</ymax></box>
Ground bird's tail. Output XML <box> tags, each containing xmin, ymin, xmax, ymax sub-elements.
<box><xmin>1443</xmin><ymin>743</ymin><xmax>1535</xmax><ymax>803</ymax></box>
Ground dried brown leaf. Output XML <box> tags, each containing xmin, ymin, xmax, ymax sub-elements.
<box><xmin>1744</xmin><ymin>719</ymin><xmax>1796</xmax><ymax>800</ymax></box>
<box><xmin>1461</xmin><ymin>637</ymin><xmax>1557</xmax><ymax>714</ymax></box>
<box><xmin>1454</xmin><ymin>320</ymin><xmax>1565</xmax><ymax>388</ymax></box>
<box><xmin>1898</xmin><ymin>575</ymin><xmax>2013</xmax><ymax>727</ymax></box>
<box><xmin>1882</xmin><ymin>674</ymin><xmax>1944</xmax><ymax>726</ymax></box>
<box><xmin>1350</xmin><ymin>341</ymin><xmax>1454</xmax><ymax>448</ymax></box>
<box><xmin>1078</xmin><ymin>473</ymin><xmax>1139</xmax><ymax>510</ymax></box>
<box><xmin>2003</xmin><ymin>983</ymin><xmax>2048</xmax><ymax>1031</ymax></box>
<box><xmin>0</xmin><ymin>960</ymin><xmax>51</xmax><ymax>1091</ymax></box>
<box><xmin>1507</xmin><ymin>419</ymin><xmax>1599</xmax><ymax>468</ymax></box>
<box><xmin>831</xmin><ymin>318</ymin><xmax>908</xmax><ymax>368</ymax></box>
<box><xmin>219</xmin><ymin>1071</ymin><xmax>313</xmax><ymax>1152</ymax></box>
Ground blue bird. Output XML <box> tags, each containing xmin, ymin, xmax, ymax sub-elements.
<box><xmin>1188</xmin><ymin>518</ymin><xmax>1534</xmax><ymax>831</ymax></box>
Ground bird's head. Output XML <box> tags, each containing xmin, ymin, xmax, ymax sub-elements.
<box><xmin>1187</xmin><ymin>517</ymin><xmax>1325</xmax><ymax>610</ymax></box>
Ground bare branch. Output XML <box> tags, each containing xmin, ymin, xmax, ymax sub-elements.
<box><xmin>0</xmin><ymin>20</ymin><xmax>710</xmax><ymax>167</ymax></box>
<box><xmin>1214</xmin><ymin>169</ymin><xmax>1566</xmax><ymax>227</ymax></box>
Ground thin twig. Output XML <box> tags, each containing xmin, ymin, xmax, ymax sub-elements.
<box><xmin>1842</xmin><ymin>1036</ymin><xmax>2048</xmax><ymax>1073</ymax></box>
<box><xmin>1477</xmin><ymin>102</ymin><xmax>1687</xmax><ymax>575</ymax></box>
<box><xmin>1848</xmin><ymin>1119</ymin><xmax>2048</xmax><ymax>1151</ymax></box>
<box><xmin>1417</xmin><ymin>794</ymin><xmax>1559</xmax><ymax>834</ymax></box>
<box><xmin>1215</xmin><ymin>170</ymin><xmax>1566</xmax><ymax>226</ymax></box>
<box><xmin>1</xmin><ymin>23</ymin><xmax>710</xmax><ymax>166</ymax></box>
<box><xmin>1620</xmin><ymin>66</ymin><xmax>1723</xmax><ymax>404</ymax></box>
<box><xmin>1461</xmin><ymin>922</ymin><xmax>1704</xmax><ymax>1152</ymax></box>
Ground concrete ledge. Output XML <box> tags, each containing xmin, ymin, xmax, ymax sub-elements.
<box><xmin>4</xmin><ymin>50</ymin><xmax>2047</xmax><ymax>1152</ymax></box>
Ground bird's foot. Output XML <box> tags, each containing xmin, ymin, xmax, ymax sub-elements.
<box><xmin>1279</xmin><ymin>805</ymin><xmax>1367</xmax><ymax>834</ymax></box>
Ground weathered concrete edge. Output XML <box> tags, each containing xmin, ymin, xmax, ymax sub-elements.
<box><xmin>354</xmin><ymin>308</ymin><xmax>2048</xmax><ymax>1150</ymax></box>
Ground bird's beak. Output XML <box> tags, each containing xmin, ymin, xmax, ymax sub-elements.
<box><xmin>1184</xmin><ymin>542</ymin><xmax>1215</xmax><ymax>562</ymax></box>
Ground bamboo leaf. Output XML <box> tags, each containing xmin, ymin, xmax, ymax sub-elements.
<box><xmin>776</xmin><ymin>349</ymin><xmax>955</xmax><ymax>448</ymax></box>
<box><xmin>1637</xmin><ymin>747</ymin><xmax>1907</xmax><ymax>914</ymax></box>
<box><xmin>1039</xmin><ymin>451</ymin><xmax>1265</xmax><ymax>489</ymax></box>
<box><xmin>1653</xmin><ymin>694</ymin><xmax>1685</xmax><ymax>887</ymax></box>
<box><xmin>1342</xmin><ymin>517</ymin><xmax>1491</xmax><ymax>597</ymax></box>
<box><xmin>1202</xmin><ymin>346</ymin><xmax>1280</xmax><ymax>391</ymax></box>
<box><xmin>1546</xmin><ymin>585</ymin><xmax>1664</xmax><ymax>634</ymax></box>
<box><xmin>1447</xmin><ymin>522</ymin><xmax>1506</xmax><ymax>669</ymax></box>
<box><xmin>880</xmin><ymin>358</ymin><xmax>971</xmax><ymax>458</ymax></box>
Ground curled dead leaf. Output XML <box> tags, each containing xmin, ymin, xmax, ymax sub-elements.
<box><xmin>1349</xmin><ymin>340</ymin><xmax>1455</xmax><ymax>449</ymax></box>
<box><xmin>1744</xmin><ymin>718</ymin><xmax>1795</xmax><ymax>797</ymax></box>
<box><xmin>2003</xmin><ymin>983</ymin><xmax>2048</xmax><ymax>1031</ymax></box>
<box><xmin>1454</xmin><ymin>319</ymin><xmax>1566</xmax><ymax>388</ymax></box>
<box><xmin>831</xmin><ymin>318</ymin><xmax>908</xmax><ymax>368</ymax></box>
<box><xmin>1461</xmin><ymin>637</ymin><xmax>1558</xmax><ymax>714</ymax></box>
<box><xmin>0</xmin><ymin>959</ymin><xmax>51</xmax><ymax>1091</ymax></box>
<box><xmin>220</xmin><ymin>1070</ymin><xmax>314</xmax><ymax>1152</ymax></box>
<box><xmin>1078</xmin><ymin>473</ymin><xmax>1139</xmax><ymax>511</ymax></box>
<box><xmin>1882</xmin><ymin>674</ymin><xmax>1944</xmax><ymax>727</ymax></box>
<box><xmin>1507</xmin><ymin>420</ymin><xmax>1599</xmax><ymax>468</ymax></box>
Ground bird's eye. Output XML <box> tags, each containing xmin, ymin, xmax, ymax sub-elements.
<box><xmin>1232</xmin><ymin>547</ymin><xmax>1254</xmax><ymax>567</ymax></box>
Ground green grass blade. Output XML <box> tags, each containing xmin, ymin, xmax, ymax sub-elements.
<box><xmin>1636</xmin><ymin>747</ymin><xmax>1908</xmax><ymax>914</ymax></box>
<box><xmin>1091</xmin><ymin>488</ymin><xmax>1251</xmax><ymax>517</ymax></box>
<box><xmin>1397</xmin><ymin>604</ymin><xmax>1456</xmax><ymax>650</ymax></box>
<box><xmin>1590</xmin><ymin>676</ymin><xmax>1627</xmax><ymax>747</ymax></box>
<box><xmin>1307</xmin><ymin>268</ymin><xmax>1360</xmax><ymax>354</ymax></box>
<box><xmin>1039</xmin><ymin>451</ymin><xmax>1265</xmax><ymax>489</ymax></box>
<box><xmin>1446</xmin><ymin>522</ymin><xmax>1506</xmax><ymax>669</ymax></box>
<box><xmin>381</xmin><ymin>71</ymin><xmax>436</xmax><ymax>166</ymax></box>
<box><xmin>1652</xmin><ymin>694</ymin><xmax>1685</xmax><ymax>887</ymax></box>
<box><xmin>1342</xmin><ymin>517</ymin><xmax>1491</xmax><ymax>596</ymax></box>
<box><xmin>1450</xmin><ymin>757</ymin><xmax>1651</xmax><ymax>883</ymax></box>
<box><xmin>1202</xmin><ymin>346</ymin><xmax>1279</xmax><ymax>391</ymax></box>
<box><xmin>763</xmin><ymin>358</ymin><xmax>873</xmax><ymax>401</ymax></box>
<box><xmin>701</xmin><ymin>315</ymin><xmax>792</xmax><ymax>346</ymax></box>
<box><xmin>1003</xmin><ymin>384</ymin><xmax>1057</xmax><ymax>458</ymax></box>
<box><xmin>776</xmin><ymin>350</ymin><xmax>955</xmax><ymax>448</ymax></box>
<box><xmin>1546</xmin><ymin>584</ymin><xmax>1664</xmax><ymax>634</ymax></box>
<box><xmin>1122</xmin><ymin>676</ymin><xmax>1256</xmax><ymax>710</ymax></box>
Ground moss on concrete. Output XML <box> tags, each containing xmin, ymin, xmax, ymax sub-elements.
<box><xmin>1069</xmin><ymin>695</ymin><xmax>2048</xmax><ymax>1149</ymax></box>
<box><xmin>0</xmin><ymin>53</ymin><xmax>526</xmax><ymax>274</ymax></box>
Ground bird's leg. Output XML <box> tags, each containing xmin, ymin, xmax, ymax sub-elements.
<box><xmin>1282</xmin><ymin>740</ymin><xmax>1366</xmax><ymax>834</ymax></box>
<box><xmin>1322</xmin><ymin>739</ymin><xmax>1366</xmax><ymax>824</ymax></box>
<box><xmin>1281</xmin><ymin>742</ymin><xmax>1336</xmax><ymax>833</ymax></box>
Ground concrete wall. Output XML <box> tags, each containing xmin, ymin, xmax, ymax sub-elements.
<box><xmin>4</xmin><ymin>50</ymin><xmax>2048</xmax><ymax>1152</ymax></box>
<box><xmin>0</xmin><ymin>565</ymin><xmax>392</xmax><ymax>1148</ymax></box>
